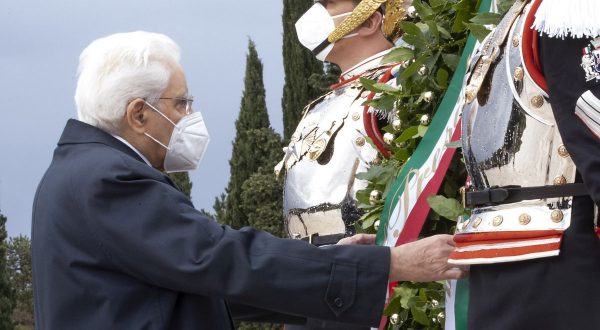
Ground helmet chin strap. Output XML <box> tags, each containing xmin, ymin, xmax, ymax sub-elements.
<box><xmin>312</xmin><ymin>32</ymin><xmax>359</xmax><ymax>57</ymax></box>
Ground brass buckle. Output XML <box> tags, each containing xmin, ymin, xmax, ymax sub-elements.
<box><xmin>459</xmin><ymin>186</ymin><xmax>467</xmax><ymax>208</ymax></box>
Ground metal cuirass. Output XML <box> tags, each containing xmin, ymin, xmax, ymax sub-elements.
<box><xmin>279</xmin><ymin>79</ymin><xmax>382</xmax><ymax>240</ymax></box>
<box><xmin>450</xmin><ymin>1</ymin><xmax>579</xmax><ymax>264</ymax></box>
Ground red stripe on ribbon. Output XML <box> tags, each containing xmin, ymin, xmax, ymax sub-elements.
<box><xmin>449</xmin><ymin>242</ymin><xmax>561</xmax><ymax>260</ymax></box>
<box><xmin>394</xmin><ymin>119</ymin><xmax>462</xmax><ymax>246</ymax></box>
<box><xmin>378</xmin><ymin>120</ymin><xmax>461</xmax><ymax>330</ymax></box>
<box><xmin>454</xmin><ymin>230</ymin><xmax>564</xmax><ymax>245</ymax></box>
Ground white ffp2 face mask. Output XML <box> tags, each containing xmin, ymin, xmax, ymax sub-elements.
<box><xmin>144</xmin><ymin>102</ymin><xmax>211</xmax><ymax>173</ymax></box>
<box><xmin>295</xmin><ymin>3</ymin><xmax>357</xmax><ymax>61</ymax></box>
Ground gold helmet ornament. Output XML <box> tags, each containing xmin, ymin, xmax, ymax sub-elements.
<box><xmin>328</xmin><ymin>0</ymin><xmax>413</xmax><ymax>43</ymax></box>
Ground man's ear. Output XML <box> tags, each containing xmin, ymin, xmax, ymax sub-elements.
<box><xmin>358</xmin><ymin>11</ymin><xmax>384</xmax><ymax>37</ymax></box>
<box><xmin>125</xmin><ymin>98</ymin><xmax>148</xmax><ymax>134</ymax></box>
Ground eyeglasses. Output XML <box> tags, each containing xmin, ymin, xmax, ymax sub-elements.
<box><xmin>158</xmin><ymin>95</ymin><xmax>194</xmax><ymax>115</ymax></box>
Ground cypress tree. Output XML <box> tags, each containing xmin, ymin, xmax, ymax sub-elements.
<box><xmin>239</xmin><ymin>128</ymin><xmax>285</xmax><ymax>237</ymax></box>
<box><xmin>0</xmin><ymin>212</ymin><xmax>15</xmax><ymax>330</ymax></box>
<box><xmin>281</xmin><ymin>0</ymin><xmax>330</xmax><ymax>140</ymax></box>
<box><xmin>221</xmin><ymin>39</ymin><xmax>279</xmax><ymax>230</ymax></box>
<box><xmin>7</xmin><ymin>235</ymin><xmax>33</xmax><ymax>328</ymax></box>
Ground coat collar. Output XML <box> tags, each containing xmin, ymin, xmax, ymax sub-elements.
<box><xmin>58</xmin><ymin>119</ymin><xmax>146</xmax><ymax>165</ymax></box>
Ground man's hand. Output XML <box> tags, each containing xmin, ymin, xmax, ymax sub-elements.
<box><xmin>336</xmin><ymin>234</ymin><xmax>376</xmax><ymax>245</ymax></box>
<box><xmin>388</xmin><ymin>234</ymin><xmax>468</xmax><ymax>282</ymax></box>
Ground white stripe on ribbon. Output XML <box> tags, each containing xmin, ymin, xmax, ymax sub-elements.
<box><xmin>383</xmin><ymin>102</ymin><xmax>463</xmax><ymax>247</ymax></box>
<box><xmin>454</xmin><ymin>237</ymin><xmax>562</xmax><ymax>252</ymax></box>
<box><xmin>448</xmin><ymin>250</ymin><xmax>560</xmax><ymax>265</ymax></box>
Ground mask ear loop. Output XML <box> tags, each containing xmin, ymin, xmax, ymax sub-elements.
<box><xmin>144</xmin><ymin>132</ymin><xmax>171</xmax><ymax>150</ymax></box>
<box><xmin>143</xmin><ymin>101</ymin><xmax>175</xmax><ymax>150</ymax></box>
<box><xmin>144</xmin><ymin>101</ymin><xmax>177</xmax><ymax>127</ymax></box>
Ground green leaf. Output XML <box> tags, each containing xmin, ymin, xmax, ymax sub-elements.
<box><xmin>426</xmin><ymin>21</ymin><xmax>440</xmax><ymax>42</ymax></box>
<box><xmin>417</xmin><ymin>125</ymin><xmax>428</xmax><ymax>137</ymax></box>
<box><xmin>411</xmin><ymin>304</ymin><xmax>430</xmax><ymax>326</ymax></box>
<box><xmin>400</xmin><ymin>55</ymin><xmax>428</xmax><ymax>80</ymax></box>
<box><xmin>436</xmin><ymin>68</ymin><xmax>449</xmax><ymax>88</ymax></box>
<box><xmin>396</xmin><ymin>126</ymin><xmax>419</xmax><ymax>143</ymax></box>
<box><xmin>383</xmin><ymin>295</ymin><xmax>402</xmax><ymax>316</ymax></box>
<box><xmin>361</xmin><ymin>215</ymin><xmax>378</xmax><ymax>229</ymax></box>
<box><xmin>394</xmin><ymin>285</ymin><xmax>418</xmax><ymax>309</ymax></box>
<box><xmin>400</xmin><ymin>21</ymin><xmax>427</xmax><ymax>49</ymax></box>
<box><xmin>437</xmin><ymin>25</ymin><xmax>452</xmax><ymax>39</ymax></box>
<box><xmin>427</xmin><ymin>195</ymin><xmax>465</xmax><ymax>221</ymax></box>
<box><xmin>367</xmin><ymin>95</ymin><xmax>397</xmax><ymax>112</ymax></box>
<box><xmin>383</xmin><ymin>47</ymin><xmax>414</xmax><ymax>64</ymax></box>
<box><xmin>412</xmin><ymin>0</ymin><xmax>434</xmax><ymax>18</ymax></box>
<box><xmin>394</xmin><ymin>148</ymin><xmax>410</xmax><ymax>162</ymax></box>
<box><xmin>359</xmin><ymin>77</ymin><xmax>377</xmax><ymax>91</ymax></box>
<box><xmin>429</xmin><ymin>0</ymin><xmax>445</xmax><ymax>8</ymax></box>
<box><xmin>372</xmin><ymin>82</ymin><xmax>402</xmax><ymax>93</ymax></box>
<box><xmin>442</xmin><ymin>53</ymin><xmax>460</xmax><ymax>71</ymax></box>
<box><xmin>451</xmin><ymin>0</ymin><xmax>474</xmax><ymax>33</ymax></box>
<box><xmin>470</xmin><ymin>12</ymin><xmax>502</xmax><ymax>25</ymax></box>
<box><xmin>465</xmin><ymin>23</ymin><xmax>492</xmax><ymax>42</ymax></box>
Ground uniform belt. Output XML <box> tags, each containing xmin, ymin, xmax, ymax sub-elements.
<box><xmin>465</xmin><ymin>183</ymin><xmax>589</xmax><ymax>207</ymax></box>
<box><xmin>300</xmin><ymin>233</ymin><xmax>346</xmax><ymax>246</ymax></box>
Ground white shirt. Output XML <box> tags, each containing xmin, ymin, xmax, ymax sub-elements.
<box><xmin>112</xmin><ymin>134</ymin><xmax>152</xmax><ymax>167</ymax></box>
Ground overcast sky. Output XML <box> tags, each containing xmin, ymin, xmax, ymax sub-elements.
<box><xmin>0</xmin><ymin>0</ymin><xmax>287</xmax><ymax>237</ymax></box>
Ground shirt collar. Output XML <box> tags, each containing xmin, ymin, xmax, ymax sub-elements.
<box><xmin>340</xmin><ymin>48</ymin><xmax>393</xmax><ymax>80</ymax></box>
<box><xmin>111</xmin><ymin>134</ymin><xmax>152</xmax><ymax>167</ymax></box>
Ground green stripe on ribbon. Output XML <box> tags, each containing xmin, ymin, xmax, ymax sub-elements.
<box><xmin>455</xmin><ymin>279</ymin><xmax>470</xmax><ymax>330</ymax></box>
<box><xmin>376</xmin><ymin>0</ymin><xmax>493</xmax><ymax>245</ymax></box>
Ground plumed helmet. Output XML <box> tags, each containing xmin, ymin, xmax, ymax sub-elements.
<box><xmin>327</xmin><ymin>0</ymin><xmax>413</xmax><ymax>43</ymax></box>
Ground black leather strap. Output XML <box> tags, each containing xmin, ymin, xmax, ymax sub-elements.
<box><xmin>312</xmin><ymin>39</ymin><xmax>331</xmax><ymax>56</ymax></box>
<box><xmin>301</xmin><ymin>233</ymin><xmax>346</xmax><ymax>246</ymax></box>
<box><xmin>466</xmin><ymin>183</ymin><xmax>590</xmax><ymax>207</ymax></box>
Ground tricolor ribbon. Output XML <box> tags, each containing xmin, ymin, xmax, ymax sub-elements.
<box><xmin>375</xmin><ymin>0</ymin><xmax>492</xmax><ymax>329</ymax></box>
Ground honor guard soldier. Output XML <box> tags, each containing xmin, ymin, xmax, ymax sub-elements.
<box><xmin>276</xmin><ymin>0</ymin><xmax>411</xmax><ymax>248</ymax></box>
<box><xmin>449</xmin><ymin>0</ymin><xmax>600</xmax><ymax>329</ymax></box>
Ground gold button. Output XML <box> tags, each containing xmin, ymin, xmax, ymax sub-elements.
<box><xmin>551</xmin><ymin>210</ymin><xmax>564</xmax><ymax>223</ymax></box>
<box><xmin>355</xmin><ymin>136</ymin><xmax>366</xmax><ymax>147</ymax></box>
<box><xmin>558</xmin><ymin>145</ymin><xmax>570</xmax><ymax>158</ymax></box>
<box><xmin>493</xmin><ymin>215</ymin><xmax>503</xmax><ymax>227</ymax></box>
<box><xmin>514</xmin><ymin>67</ymin><xmax>524</xmax><ymax>81</ymax></box>
<box><xmin>393</xmin><ymin>229</ymin><xmax>400</xmax><ymax>238</ymax></box>
<box><xmin>463</xmin><ymin>219</ymin><xmax>471</xmax><ymax>228</ymax></box>
<box><xmin>352</xmin><ymin>112</ymin><xmax>361</xmax><ymax>121</ymax></box>
<box><xmin>553</xmin><ymin>175</ymin><xmax>567</xmax><ymax>185</ymax></box>
<box><xmin>390</xmin><ymin>313</ymin><xmax>400</xmax><ymax>325</ymax></box>
<box><xmin>512</xmin><ymin>35</ymin><xmax>520</xmax><ymax>47</ymax></box>
<box><xmin>531</xmin><ymin>95</ymin><xmax>544</xmax><ymax>108</ymax></box>
<box><xmin>519</xmin><ymin>213</ymin><xmax>531</xmax><ymax>225</ymax></box>
<box><xmin>472</xmin><ymin>217</ymin><xmax>482</xmax><ymax>229</ymax></box>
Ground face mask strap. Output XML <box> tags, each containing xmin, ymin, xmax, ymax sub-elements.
<box><xmin>144</xmin><ymin>132</ymin><xmax>170</xmax><ymax>150</ymax></box>
<box><xmin>144</xmin><ymin>101</ymin><xmax>177</xmax><ymax>127</ymax></box>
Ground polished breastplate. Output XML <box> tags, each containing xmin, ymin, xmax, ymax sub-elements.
<box><xmin>450</xmin><ymin>1</ymin><xmax>579</xmax><ymax>264</ymax></box>
<box><xmin>281</xmin><ymin>82</ymin><xmax>379</xmax><ymax>240</ymax></box>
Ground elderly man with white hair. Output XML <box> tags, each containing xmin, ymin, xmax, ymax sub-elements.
<box><xmin>31</xmin><ymin>31</ymin><xmax>465</xmax><ymax>329</ymax></box>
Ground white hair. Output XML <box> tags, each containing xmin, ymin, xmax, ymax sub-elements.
<box><xmin>75</xmin><ymin>31</ymin><xmax>181</xmax><ymax>134</ymax></box>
